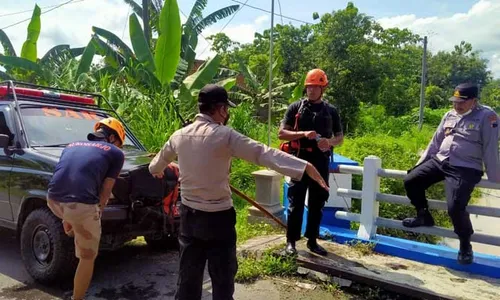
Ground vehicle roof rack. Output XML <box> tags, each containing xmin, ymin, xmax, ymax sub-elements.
<box><xmin>0</xmin><ymin>81</ymin><xmax>100</xmax><ymax>105</ymax></box>
<box><xmin>0</xmin><ymin>80</ymin><xmax>147</xmax><ymax>151</ymax></box>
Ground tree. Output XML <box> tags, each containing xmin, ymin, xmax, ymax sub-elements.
<box><xmin>207</xmin><ymin>32</ymin><xmax>239</xmax><ymax>53</ymax></box>
<box><xmin>0</xmin><ymin>5</ymin><xmax>84</xmax><ymax>84</ymax></box>
<box><xmin>122</xmin><ymin>0</ymin><xmax>239</xmax><ymax>73</ymax></box>
<box><xmin>311</xmin><ymin>2</ymin><xmax>381</xmax><ymax>132</ymax></box>
<box><xmin>427</xmin><ymin>41</ymin><xmax>491</xmax><ymax>95</ymax></box>
<box><xmin>480</xmin><ymin>79</ymin><xmax>500</xmax><ymax>110</ymax></box>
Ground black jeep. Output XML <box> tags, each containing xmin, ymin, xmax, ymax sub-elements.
<box><xmin>0</xmin><ymin>81</ymin><xmax>180</xmax><ymax>284</ymax></box>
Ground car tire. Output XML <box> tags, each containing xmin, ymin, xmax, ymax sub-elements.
<box><xmin>144</xmin><ymin>234</ymin><xmax>179</xmax><ymax>251</ymax></box>
<box><xmin>20</xmin><ymin>208</ymin><xmax>78</xmax><ymax>285</ymax></box>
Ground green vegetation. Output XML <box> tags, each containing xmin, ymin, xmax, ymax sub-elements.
<box><xmin>0</xmin><ymin>1</ymin><xmax>496</xmax><ymax>245</ymax></box>
<box><xmin>235</xmin><ymin>245</ymin><xmax>297</xmax><ymax>283</ymax></box>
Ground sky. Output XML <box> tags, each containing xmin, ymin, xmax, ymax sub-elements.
<box><xmin>2</xmin><ymin>0</ymin><xmax>500</xmax><ymax>78</ymax></box>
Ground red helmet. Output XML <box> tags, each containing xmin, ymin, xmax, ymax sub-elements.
<box><xmin>305</xmin><ymin>69</ymin><xmax>328</xmax><ymax>87</ymax></box>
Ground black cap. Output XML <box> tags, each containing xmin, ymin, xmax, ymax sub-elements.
<box><xmin>87</xmin><ymin>131</ymin><xmax>106</xmax><ymax>141</ymax></box>
<box><xmin>449</xmin><ymin>83</ymin><xmax>479</xmax><ymax>103</ymax></box>
<box><xmin>198</xmin><ymin>84</ymin><xmax>236</xmax><ymax>107</ymax></box>
<box><xmin>87</xmin><ymin>127</ymin><xmax>109</xmax><ymax>141</ymax></box>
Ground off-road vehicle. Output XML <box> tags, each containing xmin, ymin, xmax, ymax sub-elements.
<box><xmin>0</xmin><ymin>81</ymin><xmax>180</xmax><ymax>284</ymax></box>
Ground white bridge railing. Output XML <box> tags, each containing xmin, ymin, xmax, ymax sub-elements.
<box><xmin>335</xmin><ymin>155</ymin><xmax>500</xmax><ymax>246</ymax></box>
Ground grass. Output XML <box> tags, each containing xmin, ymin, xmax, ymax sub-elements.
<box><xmin>235</xmin><ymin>244</ymin><xmax>298</xmax><ymax>283</ymax></box>
<box><xmin>235</xmin><ymin>206</ymin><xmax>284</xmax><ymax>244</ymax></box>
<box><xmin>348</xmin><ymin>240</ymin><xmax>375</xmax><ymax>256</ymax></box>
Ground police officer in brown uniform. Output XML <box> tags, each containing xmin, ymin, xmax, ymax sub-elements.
<box><xmin>403</xmin><ymin>83</ymin><xmax>500</xmax><ymax>265</ymax></box>
<box><xmin>148</xmin><ymin>84</ymin><xmax>329</xmax><ymax>300</ymax></box>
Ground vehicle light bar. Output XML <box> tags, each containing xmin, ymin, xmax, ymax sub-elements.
<box><xmin>0</xmin><ymin>86</ymin><xmax>95</xmax><ymax>105</ymax></box>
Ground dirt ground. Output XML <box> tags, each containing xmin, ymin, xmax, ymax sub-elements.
<box><xmin>297</xmin><ymin>239</ymin><xmax>500</xmax><ymax>300</ymax></box>
<box><xmin>0</xmin><ymin>228</ymin><xmax>345</xmax><ymax>300</ymax></box>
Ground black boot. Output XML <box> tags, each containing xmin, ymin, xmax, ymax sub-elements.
<box><xmin>458</xmin><ymin>238</ymin><xmax>473</xmax><ymax>265</ymax></box>
<box><xmin>285</xmin><ymin>240</ymin><xmax>297</xmax><ymax>255</ymax></box>
<box><xmin>402</xmin><ymin>208</ymin><xmax>435</xmax><ymax>228</ymax></box>
<box><xmin>307</xmin><ymin>239</ymin><xmax>327</xmax><ymax>256</ymax></box>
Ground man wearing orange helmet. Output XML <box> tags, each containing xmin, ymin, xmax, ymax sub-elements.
<box><xmin>279</xmin><ymin>68</ymin><xmax>344</xmax><ymax>256</ymax></box>
<box><xmin>46</xmin><ymin>117</ymin><xmax>125</xmax><ymax>300</ymax></box>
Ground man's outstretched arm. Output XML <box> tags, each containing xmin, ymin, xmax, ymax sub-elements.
<box><xmin>229</xmin><ymin>129</ymin><xmax>329</xmax><ymax>191</ymax></box>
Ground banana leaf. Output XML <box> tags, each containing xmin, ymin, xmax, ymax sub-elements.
<box><xmin>154</xmin><ymin>0</ymin><xmax>182</xmax><ymax>86</ymax></box>
<box><xmin>20</xmin><ymin>4</ymin><xmax>41</xmax><ymax>62</ymax></box>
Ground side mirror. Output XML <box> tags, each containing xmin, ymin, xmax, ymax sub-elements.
<box><xmin>0</xmin><ymin>134</ymin><xmax>9</xmax><ymax>149</ymax></box>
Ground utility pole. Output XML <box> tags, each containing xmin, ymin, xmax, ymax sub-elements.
<box><xmin>142</xmin><ymin>0</ymin><xmax>151</xmax><ymax>47</ymax></box>
<box><xmin>418</xmin><ymin>36</ymin><xmax>428</xmax><ymax>130</ymax></box>
<box><xmin>267</xmin><ymin>0</ymin><xmax>275</xmax><ymax>146</ymax></box>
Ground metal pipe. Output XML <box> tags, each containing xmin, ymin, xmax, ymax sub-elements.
<box><xmin>267</xmin><ymin>0</ymin><xmax>275</xmax><ymax>146</ymax></box>
<box><xmin>334</xmin><ymin>211</ymin><xmax>360</xmax><ymax>222</ymax></box>
<box><xmin>376</xmin><ymin>217</ymin><xmax>500</xmax><ymax>246</ymax></box>
<box><xmin>377</xmin><ymin>192</ymin><xmax>500</xmax><ymax>218</ymax></box>
<box><xmin>338</xmin><ymin>165</ymin><xmax>363</xmax><ymax>175</ymax></box>
<box><xmin>418</xmin><ymin>36</ymin><xmax>428</xmax><ymax>130</ymax></box>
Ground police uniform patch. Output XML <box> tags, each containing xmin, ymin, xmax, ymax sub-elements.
<box><xmin>467</xmin><ymin>123</ymin><xmax>475</xmax><ymax>129</ymax></box>
<box><xmin>489</xmin><ymin>114</ymin><xmax>498</xmax><ymax>128</ymax></box>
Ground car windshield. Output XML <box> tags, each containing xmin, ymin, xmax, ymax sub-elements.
<box><xmin>20</xmin><ymin>106</ymin><xmax>139</xmax><ymax>149</ymax></box>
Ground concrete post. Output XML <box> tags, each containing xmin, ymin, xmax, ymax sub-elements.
<box><xmin>357</xmin><ymin>156</ymin><xmax>381</xmax><ymax>240</ymax></box>
<box><xmin>247</xmin><ymin>169</ymin><xmax>285</xmax><ymax>226</ymax></box>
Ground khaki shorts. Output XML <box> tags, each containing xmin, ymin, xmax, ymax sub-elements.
<box><xmin>47</xmin><ymin>198</ymin><xmax>101</xmax><ymax>260</ymax></box>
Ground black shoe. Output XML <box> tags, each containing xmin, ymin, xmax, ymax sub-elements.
<box><xmin>402</xmin><ymin>209</ymin><xmax>435</xmax><ymax>228</ymax></box>
<box><xmin>458</xmin><ymin>241</ymin><xmax>473</xmax><ymax>265</ymax></box>
<box><xmin>285</xmin><ymin>241</ymin><xmax>297</xmax><ymax>255</ymax></box>
<box><xmin>307</xmin><ymin>240</ymin><xmax>327</xmax><ymax>256</ymax></box>
<box><xmin>458</xmin><ymin>248</ymin><xmax>473</xmax><ymax>265</ymax></box>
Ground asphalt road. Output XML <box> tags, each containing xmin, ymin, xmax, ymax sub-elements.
<box><xmin>0</xmin><ymin>228</ymin><xmax>213</xmax><ymax>300</ymax></box>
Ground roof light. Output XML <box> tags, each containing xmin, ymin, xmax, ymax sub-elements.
<box><xmin>0</xmin><ymin>86</ymin><xmax>95</xmax><ymax>105</ymax></box>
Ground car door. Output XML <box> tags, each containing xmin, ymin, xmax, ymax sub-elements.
<box><xmin>0</xmin><ymin>105</ymin><xmax>15</xmax><ymax>221</ymax></box>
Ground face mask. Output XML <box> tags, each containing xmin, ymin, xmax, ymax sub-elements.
<box><xmin>458</xmin><ymin>109</ymin><xmax>472</xmax><ymax>117</ymax></box>
<box><xmin>223</xmin><ymin>111</ymin><xmax>230</xmax><ymax>125</ymax></box>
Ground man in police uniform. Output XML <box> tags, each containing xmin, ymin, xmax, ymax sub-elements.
<box><xmin>278</xmin><ymin>69</ymin><xmax>344</xmax><ymax>256</ymax></box>
<box><xmin>148</xmin><ymin>84</ymin><xmax>329</xmax><ymax>300</ymax></box>
<box><xmin>402</xmin><ymin>82</ymin><xmax>500</xmax><ymax>264</ymax></box>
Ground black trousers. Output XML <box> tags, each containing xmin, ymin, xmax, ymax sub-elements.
<box><xmin>175</xmin><ymin>203</ymin><xmax>238</xmax><ymax>300</ymax></box>
<box><xmin>286</xmin><ymin>151</ymin><xmax>330</xmax><ymax>242</ymax></box>
<box><xmin>404</xmin><ymin>157</ymin><xmax>483</xmax><ymax>239</ymax></box>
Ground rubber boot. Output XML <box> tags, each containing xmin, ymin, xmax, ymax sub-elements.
<box><xmin>458</xmin><ymin>238</ymin><xmax>473</xmax><ymax>265</ymax></box>
<box><xmin>402</xmin><ymin>208</ymin><xmax>435</xmax><ymax>228</ymax></box>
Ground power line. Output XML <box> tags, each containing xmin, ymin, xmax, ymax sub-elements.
<box><xmin>1</xmin><ymin>0</ymin><xmax>84</xmax><ymax>31</ymax></box>
<box><xmin>277</xmin><ymin>0</ymin><xmax>284</xmax><ymax>25</ymax></box>
<box><xmin>0</xmin><ymin>4</ymin><xmax>59</xmax><ymax>18</ymax></box>
<box><xmin>122</xmin><ymin>6</ymin><xmax>131</xmax><ymax>39</ymax></box>
<box><xmin>179</xmin><ymin>8</ymin><xmax>214</xmax><ymax>52</ymax></box>
<box><xmin>198</xmin><ymin>0</ymin><xmax>250</xmax><ymax>57</ymax></box>
<box><xmin>230</xmin><ymin>0</ymin><xmax>312</xmax><ymax>25</ymax></box>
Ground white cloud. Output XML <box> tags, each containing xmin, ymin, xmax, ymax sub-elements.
<box><xmin>254</xmin><ymin>15</ymin><xmax>269</xmax><ymax>26</ymax></box>
<box><xmin>377</xmin><ymin>0</ymin><xmax>500</xmax><ymax>78</ymax></box>
<box><xmin>195</xmin><ymin>16</ymin><xmax>269</xmax><ymax>60</ymax></box>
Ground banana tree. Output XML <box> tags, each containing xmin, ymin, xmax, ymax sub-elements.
<box><xmin>80</xmin><ymin>0</ymin><xmax>182</xmax><ymax>91</ymax></box>
<box><xmin>122</xmin><ymin>0</ymin><xmax>239</xmax><ymax>76</ymax></box>
<box><xmin>0</xmin><ymin>5</ymin><xmax>84</xmax><ymax>83</ymax></box>
<box><xmin>231</xmin><ymin>55</ymin><xmax>299</xmax><ymax>118</ymax></box>
<box><xmin>175</xmin><ymin>53</ymin><xmax>237</xmax><ymax>120</ymax></box>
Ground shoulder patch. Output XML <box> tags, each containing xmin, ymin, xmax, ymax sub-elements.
<box><xmin>488</xmin><ymin>114</ymin><xmax>498</xmax><ymax>128</ymax></box>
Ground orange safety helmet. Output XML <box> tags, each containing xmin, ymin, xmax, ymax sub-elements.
<box><xmin>94</xmin><ymin>117</ymin><xmax>126</xmax><ymax>146</ymax></box>
<box><xmin>305</xmin><ymin>68</ymin><xmax>328</xmax><ymax>87</ymax></box>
